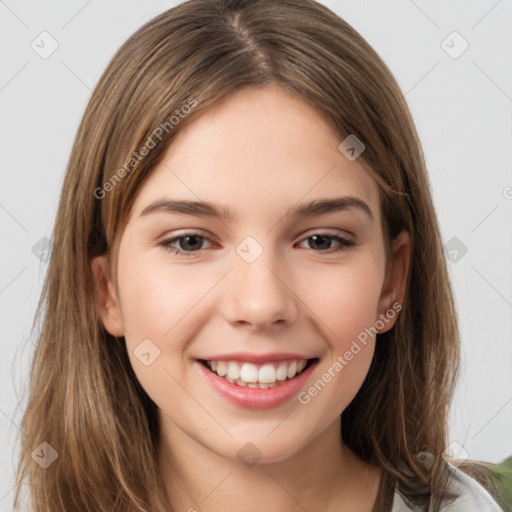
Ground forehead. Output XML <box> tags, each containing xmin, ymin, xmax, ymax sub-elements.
<box><xmin>130</xmin><ymin>86</ymin><xmax>380</xmax><ymax>223</ymax></box>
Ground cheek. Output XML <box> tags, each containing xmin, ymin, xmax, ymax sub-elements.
<box><xmin>116</xmin><ymin>247</ymin><xmax>241</xmax><ymax>409</ymax></box>
<box><xmin>116</xmin><ymin>258</ymin><xmax>208</xmax><ymax>411</ymax></box>
<box><xmin>118</xmin><ymin>249</ymin><xmax>209</xmax><ymax>340</ymax></box>
<box><xmin>296</xmin><ymin>256</ymin><xmax>382</xmax><ymax>411</ymax></box>
<box><xmin>303</xmin><ymin>255</ymin><xmax>384</xmax><ymax>349</ymax></box>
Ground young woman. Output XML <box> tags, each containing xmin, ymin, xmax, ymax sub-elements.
<box><xmin>15</xmin><ymin>0</ymin><xmax>503</xmax><ymax>510</ymax></box>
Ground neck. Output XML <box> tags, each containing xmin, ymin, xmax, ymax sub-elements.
<box><xmin>158</xmin><ymin>415</ymin><xmax>381</xmax><ymax>511</ymax></box>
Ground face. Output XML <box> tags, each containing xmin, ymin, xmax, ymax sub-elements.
<box><xmin>92</xmin><ymin>85</ymin><xmax>410</xmax><ymax>464</ymax></box>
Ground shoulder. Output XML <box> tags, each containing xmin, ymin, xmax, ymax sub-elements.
<box><xmin>391</xmin><ymin>461</ymin><xmax>503</xmax><ymax>511</ymax></box>
<box><xmin>439</xmin><ymin>462</ymin><xmax>503</xmax><ymax>511</ymax></box>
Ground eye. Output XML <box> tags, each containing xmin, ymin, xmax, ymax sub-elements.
<box><xmin>159</xmin><ymin>232</ymin><xmax>213</xmax><ymax>256</ymax></box>
<box><xmin>159</xmin><ymin>231</ymin><xmax>356</xmax><ymax>257</ymax></box>
<box><xmin>296</xmin><ymin>232</ymin><xmax>356</xmax><ymax>253</ymax></box>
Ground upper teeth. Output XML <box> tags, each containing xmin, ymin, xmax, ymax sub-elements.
<box><xmin>208</xmin><ymin>359</ymin><xmax>308</xmax><ymax>384</ymax></box>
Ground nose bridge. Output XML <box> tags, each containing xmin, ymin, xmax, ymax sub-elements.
<box><xmin>221</xmin><ymin>234</ymin><xmax>298</xmax><ymax>329</ymax></box>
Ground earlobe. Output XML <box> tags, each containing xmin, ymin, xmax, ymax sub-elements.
<box><xmin>90</xmin><ymin>255</ymin><xmax>125</xmax><ymax>337</ymax></box>
<box><xmin>376</xmin><ymin>230</ymin><xmax>411</xmax><ymax>333</ymax></box>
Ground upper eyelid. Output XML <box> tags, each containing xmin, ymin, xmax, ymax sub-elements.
<box><xmin>161</xmin><ymin>228</ymin><xmax>354</xmax><ymax>241</ymax></box>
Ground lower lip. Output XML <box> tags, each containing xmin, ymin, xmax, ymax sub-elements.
<box><xmin>195</xmin><ymin>359</ymin><xmax>318</xmax><ymax>409</ymax></box>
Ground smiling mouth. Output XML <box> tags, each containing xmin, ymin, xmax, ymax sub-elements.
<box><xmin>198</xmin><ymin>358</ymin><xmax>318</xmax><ymax>389</ymax></box>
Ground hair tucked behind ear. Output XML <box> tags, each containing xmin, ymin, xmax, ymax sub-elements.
<box><xmin>15</xmin><ymin>0</ymin><xmax>491</xmax><ymax>510</ymax></box>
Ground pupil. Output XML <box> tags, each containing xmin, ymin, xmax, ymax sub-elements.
<box><xmin>311</xmin><ymin>235</ymin><xmax>330</xmax><ymax>250</ymax></box>
<box><xmin>181</xmin><ymin>235</ymin><xmax>201</xmax><ymax>251</ymax></box>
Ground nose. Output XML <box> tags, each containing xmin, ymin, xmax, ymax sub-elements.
<box><xmin>221</xmin><ymin>248</ymin><xmax>299</xmax><ymax>331</ymax></box>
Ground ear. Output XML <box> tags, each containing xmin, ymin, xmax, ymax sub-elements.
<box><xmin>91</xmin><ymin>255</ymin><xmax>125</xmax><ymax>337</ymax></box>
<box><xmin>375</xmin><ymin>230</ymin><xmax>411</xmax><ymax>333</ymax></box>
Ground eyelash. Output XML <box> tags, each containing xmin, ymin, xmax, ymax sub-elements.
<box><xmin>159</xmin><ymin>231</ymin><xmax>356</xmax><ymax>257</ymax></box>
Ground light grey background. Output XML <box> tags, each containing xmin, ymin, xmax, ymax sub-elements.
<box><xmin>1</xmin><ymin>0</ymin><xmax>511</xmax><ymax>508</ymax></box>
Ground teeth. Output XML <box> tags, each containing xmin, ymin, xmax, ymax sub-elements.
<box><xmin>287</xmin><ymin>361</ymin><xmax>297</xmax><ymax>379</ymax></box>
<box><xmin>240</xmin><ymin>363</ymin><xmax>258</xmax><ymax>383</ymax></box>
<box><xmin>258</xmin><ymin>363</ymin><xmax>276</xmax><ymax>383</ymax></box>
<box><xmin>227</xmin><ymin>361</ymin><xmax>240</xmax><ymax>380</ymax></box>
<box><xmin>276</xmin><ymin>363</ymin><xmax>288</xmax><ymax>381</ymax></box>
<box><xmin>206</xmin><ymin>358</ymin><xmax>311</xmax><ymax>386</ymax></box>
<box><xmin>216</xmin><ymin>361</ymin><xmax>227</xmax><ymax>376</ymax></box>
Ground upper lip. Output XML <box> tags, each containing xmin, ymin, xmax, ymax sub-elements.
<box><xmin>197</xmin><ymin>352</ymin><xmax>317</xmax><ymax>364</ymax></box>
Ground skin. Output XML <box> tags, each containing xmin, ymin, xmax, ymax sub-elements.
<box><xmin>92</xmin><ymin>85</ymin><xmax>411</xmax><ymax>511</ymax></box>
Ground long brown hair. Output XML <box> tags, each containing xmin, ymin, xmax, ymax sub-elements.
<box><xmin>15</xmin><ymin>0</ymin><xmax>485</xmax><ymax>510</ymax></box>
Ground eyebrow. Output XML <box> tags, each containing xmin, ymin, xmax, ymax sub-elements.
<box><xmin>139</xmin><ymin>196</ymin><xmax>373</xmax><ymax>221</ymax></box>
